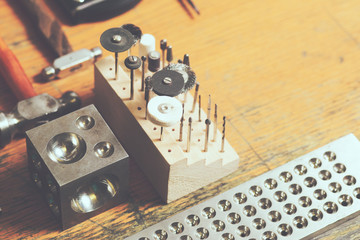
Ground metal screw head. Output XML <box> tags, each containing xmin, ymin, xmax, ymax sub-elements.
<box><xmin>339</xmin><ymin>194</ymin><xmax>353</xmax><ymax>206</ymax></box>
<box><xmin>170</xmin><ymin>222</ymin><xmax>184</xmax><ymax>234</ymax></box>
<box><xmin>195</xmin><ymin>228</ymin><xmax>209</xmax><ymax>239</ymax></box>
<box><xmin>278</xmin><ymin>224</ymin><xmax>293</xmax><ymax>236</ymax></box>
<box><xmin>212</xmin><ymin>220</ymin><xmax>225</xmax><ymax>232</ymax></box>
<box><xmin>162</xmin><ymin>77</ymin><xmax>172</xmax><ymax>85</ymax></box>
<box><xmin>294</xmin><ymin>164</ymin><xmax>307</xmax><ymax>175</ymax></box>
<box><xmin>323</xmin><ymin>201</ymin><xmax>338</xmax><ymax>214</ymax></box>
<box><xmin>186</xmin><ymin>214</ymin><xmax>200</xmax><ymax>226</ymax></box>
<box><xmin>236</xmin><ymin>225</ymin><xmax>250</xmax><ymax>237</ymax></box>
<box><xmin>202</xmin><ymin>207</ymin><xmax>216</xmax><ymax>219</ymax></box>
<box><xmin>293</xmin><ymin>216</ymin><xmax>308</xmax><ymax>229</ymax></box>
<box><xmin>218</xmin><ymin>200</ymin><xmax>232</xmax><ymax>211</ymax></box>
<box><xmin>154</xmin><ymin>229</ymin><xmax>168</xmax><ymax>240</ymax></box>
<box><xmin>111</xmin><ymin>35</ymin><xmax>122</xmax><ymax>43</ymax></box>
<box><xmin>253</xmin><ymin>218</ymin><xmax>266</xmax><ymax>230</ymax></box>
<box><xmin>279</xmin><ymin>171</ymin><xmax>292</xmax><ymax>182</ymax></box>
<box><xmin>309</xmin><ymin>158</ymin><xmax>322</xmax><ymax>168</ymax></box>
<box><xmin>304</xmin><ymin>177</ymin><xmax>317</xmax><ymax>187</ymax></box>
<box><xmin>233</xmin><ymin>192</ymin><xmax>247</xmax><ymax>204</ymax></box>
<box><xmin>262</xmin><ymin>231</ymin><xmax>278</xmax><ymax>240</ymax></box>
<box><xmin>298</xmin><ymin>196</ymin><xmax>312</xmax><ymax>207</ymax></box>
<box><xmin>308</xmin><ymin>209</ymin><xmax>323</xmax><ymax>221</ymax></box>
<box><xmin>274</xmin><ymin>191</ymin><xmax>287</xmax><ymax>202</ymax></box>
<box><xmin>328</xmin><ymin>182</ymin><xmax>342</xmax><ymax>193</ymax></box>
<box><xmin>227</xmin><ymin>212</ymin><xmax>241</xmax><ymax>224</ymax></box>
<box><xmin>249</xmin><ymin>185</ymin><xmax>262</xmax><ymax>197</ymax></box>
<box><xmin>268</xmin><ymin>211</ymin><xmax>282</xmax><ymax>222</ymax></box>
<box><xmin>243</xmin><ymin>205</ymin><xmax>257</xmax><ymax>217</ymax></box>
<box><xmin>264</xmin><ymin>178</ymin><xmax>278</xmax><ymax>189</ymax></box>
<box><xmin>284</xmin><ymin>203</ymin><xmax>297</xmax><ymax>215</ymax></box>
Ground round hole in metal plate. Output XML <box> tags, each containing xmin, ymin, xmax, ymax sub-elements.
<box><xmin>76</xmin><ymin>115</ymin><xmax>95</xmax><ymax>130</ymax></box>
<box><xmin>70</xmin><ymin>175</ymin><xmax>119</xmax><ymax>213</ymax></box>
<box><xmin>94</xmin><ymin>141</ymin><xmax>114</xmax><ymax>158</ymax></box>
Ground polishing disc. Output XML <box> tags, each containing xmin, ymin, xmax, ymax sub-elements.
<box><xmin>100</xmin><ymin>27</ymin><xmax>135</xmax><ymax>53</ymax></box>
<box><xmin>151</xmin><ymin>69</ymin><xmax>185</xmax><ymax>97</ymax></box>
<box><xmin>165</xmin><ymin>63</ymin><xmax>196</xmax><ymax>93</ymax></box>
<box><xmin>147</xmin><ymin>96</ymin><xmax>183</xmax><ymax>127</ymax></box>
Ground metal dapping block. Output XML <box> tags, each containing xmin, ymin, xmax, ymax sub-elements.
<box><xmin>25</xmin><ymin>104</ymin><xmax>129</xmax><ymax>229</ymax></box>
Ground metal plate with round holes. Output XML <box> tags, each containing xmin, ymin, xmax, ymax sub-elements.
<box><xmin>125</xmin><ymin>134</ymin><xmax>360</xmax><ymax>240</ymax></box>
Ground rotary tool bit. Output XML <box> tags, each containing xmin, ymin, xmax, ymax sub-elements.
<box><xmin>191</xmin><ymin>82</ymin><xmax>200</xmax><ymax>113</ymax></box>
<box><xmin>187</xmin><ymin>117</ymin><xmax>192</xmax><ymax>152</ymax></box>
<box><xmin>204</xmin><ymin>119</ymin><xmax>211</xmax><ymax>152</ymax></box>
<box><xmin>213</xmin><ymin>104</ymin><xmax>218</xmax><ymax>142</ymax></box>
<box><xmin>141</xmin><ymin>56</ymin><xmax>147</xmax><ymax>91</ymax></box>
<box><xmin>183</xmin><ymin>54</ymin><xmax>190</xmax><ymax>66</ymax></box>
<box><xmin>166</xmin><ymin>45</ymin><xmax>173</xmax><ymax>66</ymax></box>
<box><xmin>0</xmin><ymin>92</ymin><xmax>81</xmax><ymax>148</ymax></box>
<box><xmin>221</xmin><ymin>116</ymin><xmax>226</xmax><ymax>152</ymax></box>
<box><xmin>124</xmin><ymin>56</ymin><xmax>141</xmax><ymax>100</ymax></box>
<box><xmin>160</xmin><ymin>39</ymin><xmax>167</xmax><ymax>68</ymax></box>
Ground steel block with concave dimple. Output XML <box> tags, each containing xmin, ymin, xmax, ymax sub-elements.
<box><xmin>26</xmin><ymin>104</ymin><xmax>129</xmax><ymax>229</ymax></box>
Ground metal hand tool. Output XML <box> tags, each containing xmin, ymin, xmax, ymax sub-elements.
<box><xmin>0</xmin><ymin>92</ymin><xmax>81</xmax><ymax>148</ymax></box>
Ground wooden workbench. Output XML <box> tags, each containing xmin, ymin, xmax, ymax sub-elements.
<box><xmin>1</xmin><ymin>0</ymin><xmax>360</xmax><ymax>239</ymax></box>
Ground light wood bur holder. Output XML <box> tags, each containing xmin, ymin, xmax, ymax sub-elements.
<box><xmin>94</xmin><ymin>56</ymin><xmax>239</xmax><ymax>203</ymax></box>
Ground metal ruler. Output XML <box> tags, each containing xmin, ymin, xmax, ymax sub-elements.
<box><xmin>126</xmin><ymin>134</ymin><xmax>360</xmax><ymax>240</ymax></box>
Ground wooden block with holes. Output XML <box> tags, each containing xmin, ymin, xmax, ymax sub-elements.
<box><xmin>94</xmin><ymin>56</ymin><xmax>239</xmax><ymax>203</ymax></box>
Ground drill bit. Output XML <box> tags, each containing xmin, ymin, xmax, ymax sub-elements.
<box><xmin>145</xmin><ymin>76</ymin><xmax>152</xmax><ymax>119</ymax></box>
<box><xmin>198</xmin><ymin>94</ymin><xmax>202</xmax><ymax>122</ymax></box>
<box><xmin>212</xmin><ymin>104</ymin><xmax>218</xmax><ymax>142</ymax></box>
<box><xmin>166</xmin><ymin>45</ymin><xmax>173</xmax><ymax>66</ymax></box>
<box><xmin>141</xmin><ymin>56</ymin><xmax>147</xmax><ymax>91</ymax></box>
<box><xmin>220</xmin><ymin>116</ymin><xmax>226</xmax><ymax>152</ymax></box>
<box><xmin>179</xmin><ymin>103</ymin><xmax>185</xmax><ymax>141</ymax></box>
<box><xmin>187</xmin><ymin>117</ymin><xmax>192</xmax><ymax>152</ymax></box>
<box><xmin>191</xmin><ymin>82</ymin><xmax>199</xmax><ymax>113</ymax></box>
<box><xmin>204</xmin><ymin>119</ymin><xmax>211</xmax><ymax>152</ymax></box>
<box><xmin>207</xmin><ymin>94</ymin><xmax>211</xmax><ymax>120</ymax></box>
<box><xmin>160</xmin><ymin>39</ymin><xmax>167</xmax><ymax>68</ymax></box>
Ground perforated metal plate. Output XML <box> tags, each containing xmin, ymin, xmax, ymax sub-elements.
<box><xmin>126</xmin><ymin>134</ymin><xmax>360</xmax><ymax>240</ymax></box>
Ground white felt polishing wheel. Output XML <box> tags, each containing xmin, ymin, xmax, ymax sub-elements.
<box><xmin>147</xmin><ymin>96</ymin><xmax>183</xmax><ymax>127</ymax></box>
<box><xmin>139</xmin><ymin>34</ymin><xmax>156</xmax><ymax>58</ymax></box>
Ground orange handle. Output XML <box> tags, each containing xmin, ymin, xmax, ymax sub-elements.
<box><xmin>0</xmin><ymin>37</ymin><xmax>37</xmax><ymax>100</ymax></box>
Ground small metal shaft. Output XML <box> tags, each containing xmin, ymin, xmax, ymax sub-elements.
<box><xmin>114</xmin><ymin>52</ymin><xmax>118</xmax><ymax>79</ymax></box>
<box><xmin>198</xmin><ymin>94</ymin><xmax>201</xmax><ymax>122</ymax></box>
<box><xmin>212</xmin><ymin>104</ymin><xmax>218</xmax><ymax>142</ymax></box>
<box><xmin>160</xmin><ymin>126</ymin><xmax>164</xmax><ymax>141</ymax></box>
<box><xmin>166</xmin><ymin>45</ymin><xmax>173</xmax><ymax>66</ymax></box>
<box><xmin>204</xmin><ymin>119</ymin><xmax>211</xmax><ymax>152</ymax></box>
<box><xmin>130</xmin><ymin>69</ymin><xmax>134</xmax><ymax>100</ymax></box>
<box><xmin>187</xmin><ymin>0</ymin><xmax>200</xmax><ymax>15</ymax></box>
<box><xmin>179</xmin><ymin>103</ymin><xmax>185</xmax><ymax>141</ymax></box>
<box><xmin>160</xmin><ymin>39</ymin><xmax>167</xmax><ymax>68</ymax></box>
<box><xmin>187</xmin><ymin>117</ymin><xmax>192</xmax><ymax>152</ymax></box>
<box><xmin>141</xmin><ymin>56</ymin><xmax>147</xmax><ymax>91</ymax></box>
<box><xmin>145</xmin><ymin>76</ymin><xmax>151</xmax><ymax>119</ymax></box>
<box><xmin>191</xmin><ymin>82</ymin><xmax>199</xmax><ymax>113</ymax></box>
<box><xmin>207</xmin><ymin>94</ymin><xmax>211</xmax><ymax>119</ymax></box>
<box><xmin>183</xmin><ymin>54</ymin><xmax>190</xmax><ymax>66</ymax></box>
<box><xmin>220</xmin><ymin>116</ymin><xmax>226</xmax><ymax>152</ymax></box>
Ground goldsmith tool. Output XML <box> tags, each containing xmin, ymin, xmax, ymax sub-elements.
<box><xmin>187</xmin><ymin>117</ymin><xmax>192</xmax><ymax>152</ymax></box>
<box><xmin>26</xmin><ymin>105</ymin><xmax>129</xmax><ymax>229</ymax></box>
<box><xmin>144</xmin><ymin>76</ymin><xmax>152</xmax><ymax>119</ymax></box>
<box><xmin>126</xmin><ymin>134</ymin><xmax>360</xmax><ymax>240</ymax></box>
<box><xmin>207</xmin><ymin>94</ymin><xmax>211</xmax><ymax>119</ymax></box>
<box><xmin>0</xmin><ymin>92</ymin><xmax>81</xmax><ymax>148</ymax></box>
<box><xmin>165</xmin><ymin>63</ymin><xmax>196</xmax><ymax>94</ymax></box>
<box><xmin>191</xmin><ymin>82</ymin><xmax>199</xmax><ymax>112</ymax></box>
<box><xmin>160</xmin><ymin>39</ymin><xmax>167</xmax><ymax>68</ymax></box>
<box><xmin>148</xmin><ymin>51</ymin><xmax>161</xmax><ymax>73</ymax></box>
<box><xmin>0</xmin><ymin>37</ymin><xmax>36</xmax><ymax>100</ymax></box>
<box><xmin>140</xmin><ymin>56</ymin><xmax>147</xmax><ymax>91</ymax></box>
<box><xmin>42</xmin><ymin>47</ymin><xmax>102</xmax><ymax>81</ymax></box>
<box><xmin>150</xmin><ymin>69</ymin><xmax>185</xmax><ymax>97</ymax></box>
<box><xmin>198</xmin><ymin>94</ymin><xmax>202</xmax><ymax>122</ymax></box>
<box><xmin>183</xmin><ymin>53</ymin><xmax>190</xmax><ymax>66</ymax></box>
<box><xmin>100</xmin><ymin>27</ymin><xmax>134</xmax><ymax>79</ymax></box>
<box><xmin>204</xmin><ymin>118</ymin><xmax>211</xmax><ymax>152</ymax></box>
<box><xmin>179</xmin><ymin>103</ymin><xmax>185</xmax><ymax>142</ymax></box>
<box><xmin>166</xmin><ymin>46</ymin><xmax>173</xmax><ymax>66</ymax></box>
<box><xmin>124</xmin><ymin>56</ymin><xmax>141</xmax><ymax>100</ymax></box>
<box><xmin>213</xmin><ymin>104</ymin><xmax>218</xmax><ymax>142</ymax></box>
<box><xmin>221</xmin><ymin>116</ymin><xmax>226</xmax><ymax>152</ymax></box>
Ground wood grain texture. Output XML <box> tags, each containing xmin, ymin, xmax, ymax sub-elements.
<box><xmin>0</xmin><ymin>0</ymin><xmax>360</xmax><ymax>239</ymax></box>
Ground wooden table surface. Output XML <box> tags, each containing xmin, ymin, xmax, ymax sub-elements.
<box><xmin>1</xmin><ymin>0</ymin><xmax>360</xmax><ymax>239</ymax></box>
